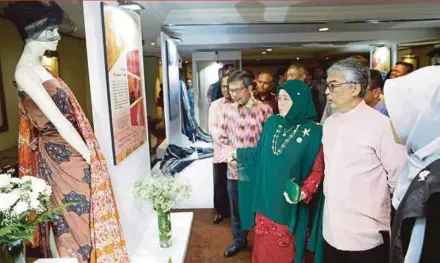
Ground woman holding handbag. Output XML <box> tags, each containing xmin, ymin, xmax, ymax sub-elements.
<box><xmin>228</xmin><ymin>80</ymin><xmax>325</xmax><ymax>263</ymax></box>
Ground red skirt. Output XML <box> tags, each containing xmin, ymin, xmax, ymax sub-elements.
<box><xmin>252</xmin><ymin>213</ymin><xmax>314</xmax><ymax>263</ymax></box>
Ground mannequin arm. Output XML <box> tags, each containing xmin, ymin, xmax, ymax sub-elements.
<box><xmin>15</xmin><ymin>69</ymin><xmax>90</xmax><ymax>164</ymax></box>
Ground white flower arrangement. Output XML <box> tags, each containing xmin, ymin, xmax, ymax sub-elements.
<box><xmin>134</xmin><ymin>173</ymin><xmax>192</xmax><ymax>212</ymax></box>
<box><xmin>0</xmin><ymin>169</ymin><xmax>63</xmax><ymax>245</ymax></box>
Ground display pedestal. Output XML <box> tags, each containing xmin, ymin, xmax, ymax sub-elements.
<box><xmin>132</xmin><ymin>212</ymin><xmax>194</xmax><ymax>263</ymax></box>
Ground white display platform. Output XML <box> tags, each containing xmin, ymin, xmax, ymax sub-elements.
<box><xmin>152</xmin><ymin>157</ymin><xmax>214</xmax><ymax>209</ymax></box>
<box><xmin>35</xmin><ymin>259</ymin><xmax>77</xmax><ymax>263</ymax></box>
<box><xmin>132</xmin><ymin>212</ymin><xmax>194</xmax><ymax>263</ymax></box>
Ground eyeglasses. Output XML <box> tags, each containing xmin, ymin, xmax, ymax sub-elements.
<box><xmin>326</xmin><ymin>82</ymin><xmax>357</xmax><ymax>92</ymax></box>
<box><xmin>229</xmin><ymin>87</ymin><xmax>245</xmax><ymax>94</ymax></box>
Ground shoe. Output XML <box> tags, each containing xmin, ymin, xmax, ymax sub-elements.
<box><xmin>223</xmin><ymin>243</ymin><xmax>247</xmax><ymax>258</ymax></box>
<box><xmin>213</xmin><ymin>214</ymin><xmax>225</xmax><ymax>224</ymax></box>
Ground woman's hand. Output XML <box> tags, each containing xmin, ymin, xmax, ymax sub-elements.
<box><xmin>283</xmin><ymin>191</ymin><xmax>307</xmax><ymax>204</ymax></box>
<box><xmin>228</xmin><ymin>159</ymin><xmax>238</xmax><ymax>170</ymax></box>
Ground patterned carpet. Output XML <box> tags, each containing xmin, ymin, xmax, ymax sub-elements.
<box><xmin>184</xmin><ymin>209</ymin><xmax>253</xmax><ymax>263</ymax></box>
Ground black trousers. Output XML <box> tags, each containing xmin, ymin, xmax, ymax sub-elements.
<box><xmin>213</xmin><ymin>163</ymin><xmax>230</xmax><ymax>216</ymax></box>
<box><xmin>227</xmin><ymin>179</ymin><xmax>248</xmax><ymax>245</ymax></box>
<box><xmin>323</xmin><ymin>232</ymin><xmax>390</xmax><ymax>263</ymax></box>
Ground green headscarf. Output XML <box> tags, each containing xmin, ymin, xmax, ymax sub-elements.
<box><xmin>277</xmin><ymin>79</ymin><xmax>317</xmax><ymax>126</ymax></box>
<box><xmin>237</xmin><ymin>80</ymin><xmax>324</xmax><ymax>263</ymax></box>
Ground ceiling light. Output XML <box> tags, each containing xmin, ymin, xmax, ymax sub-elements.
<box><xmin>118</xmin><ymin>1</ymin><xmax>145</xmax><ymax>10</ymax></box>
<box><xmin>267</xmin><ymin>48</ymin><xmax>272</xmax><ymax>52</ymax></box>
<box><xmin>368</xmin><ymin>20</ymin><xmax>380</xmax><ymax>24</ymax></box>
<box><xmin>159</xmin><ymin>61</ymin><xmax>162</xmax><ymax>64</ymax></box>
<box><xmin>185</xmin><ymin>61</ymin><xmax>188</xmax><ymax>64</ymax></box>
<box><xmin>326</xmin><ymin>57</ymin><xmax>329</xmax><ymax>60</ymax></box>
<box><xmin>319</xmin><ymin>27</ymin><xmax>329</xmax><ymax>32</ymax></box>
<box><xmin>262</xmin><ymin>51</ymin><xmax>267</xmax><ymax>55</ymax></box>
<box><xmin>296</xmin><ymin>57</ymin><xmax>300</xmax><ymax>60</ymax></box>
<box><xmin>256</xmin><ymin>58</ymin><xmax>260</xmax><ymax>61</ymax></box>
<box><xmin>151</xmin><ymin>42</ymin><xmax>155</xmax><ymax>46</ymax></box>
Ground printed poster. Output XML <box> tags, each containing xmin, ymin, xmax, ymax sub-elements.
<box><xmin>101</xmin><ymin>3</ymin><xmax>147</xmax><ymax>165</ymax></box>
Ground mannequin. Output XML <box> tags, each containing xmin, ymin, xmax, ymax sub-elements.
<box><xmin>4</xmin><ymin>2</ymin><xmax>129</xmax><ymax>262</ymax></box>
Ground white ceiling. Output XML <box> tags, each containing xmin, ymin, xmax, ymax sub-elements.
<box><xmin>2</xmin><ymin>1</ymin><xmax>440</xmax><ymax>60</ymax></box>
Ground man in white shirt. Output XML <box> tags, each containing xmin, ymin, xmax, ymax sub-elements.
<box><xmin>322</xmin><ymin>58</ymin><xmax>407</xmax><ymax>263</ymax></box>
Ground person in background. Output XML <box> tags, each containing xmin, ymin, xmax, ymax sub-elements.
<box><xmin>364</xmin><ymin>69</ymin><xmax>389</xmax><ymax>117</ymax></box>
<box><xmin>209</xmin><ymin>75</ymin><xmax>233</xmax><ymax>224</ymax></box>
<box><xmin>386</xmin><ymin>66</ymin><xmax>440</xmax><ymax>263</ymax></box>
<box><xmin>207</xmin><ymin>64</ymin><xmax>235</xmax><ymax>105</ymax></box>
<box><xmin>322</xmin><ymin>58</ymin><xmax>407</xmax><ymax>263</ymax></box>
<box><xmin>427</xmin><ymin>44</ymin><xmax>440</xmax><ymax>65</ymax></box>
<box><xmin>219</xmin><ymin>70</ymin><xmax>273</xmax><ymax>258</ymax></box>
<box><xmin>230</xmin><ymin>80</ymin><xmax>325</xmax><ymax>263</ymax></box>
<box><xmin>272</xmin><ymin>66</ymin><xmax>288</xmax><ymax>93</ymax></box>
<box><xmin>390</xmin><ymin>61</ymin><xmax>413</xmax><ymax>79</ymax></box>
<box><xmin>286</xmin><ymin>63</ymin><xmax>307</xmax><ymax>81</ymax></box>
<box><xmin>254</xmin><ymin>70</ymin><xmax>278</xmax><ymax>114</ymax></box>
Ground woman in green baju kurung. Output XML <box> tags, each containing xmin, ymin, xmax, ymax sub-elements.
<box><xmin>229</xmin><ymin>80</ymin><xmax>325</xmax><ymax>263</ymax></box>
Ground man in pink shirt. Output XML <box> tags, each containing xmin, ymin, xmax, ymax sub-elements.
<box><xmin>209</xmin><ymin>74</ymin><xmax>233</xmax><ymax>224</ymax></box>
<box><xmin>322</xmin><ymin>58</ymin><xmax>407</xmax><ymax>263</ymax></box>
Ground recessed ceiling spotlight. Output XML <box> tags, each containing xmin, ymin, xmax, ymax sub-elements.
<box><xmin>185</xmin><ymin>61</ymin><xmax>188</xmax><ymax>64</ymax></box>
<box><xmin>326</xmin><ymin>57</ymin><xmax>329</xmax><ymax>60</ymax></box>
<box><xmin>151</xmin><ymin>42</ymin><xmax>155</xmax><ymax>46</ymax></box>
<box><xmin>296</xmin><ymin>57</ymin><xmax>300</xmax><ymax>60</ymax></box>
<box><xmin>267</xmin><ymin>48</ymin><xmax>272</xmax><ymax>52</ymax></box>
<box><xmin>319</xmin><ymin>27</ymin><xmax>329</xmax><ymax>32</ymax></box>
<box><xmin>368</xmin><ymin>20</ymin><xmax>380</xmax><ymax>24</ymax></box>
<box><xmin>262</xmin><ymin>51</ymin><xmax>267</xmax><ymax>55</ymax></box>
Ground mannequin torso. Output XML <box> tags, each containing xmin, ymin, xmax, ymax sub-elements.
<box><xmin>15</xmin><ymin>33</ymin><xmax>90</xmax><ymax>164</ymax></box>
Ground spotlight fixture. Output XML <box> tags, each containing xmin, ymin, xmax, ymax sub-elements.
<box><xmin>262</xmin><ymin>51</ymin><xmax>267</xmax><ymax>55</ymax></box>
<box><xmin>368</xmin><ymin>20</ymin><xmax>380</xmax><ymax>24</ymax></box>
<box><xmin>267</xmin><ymin>48</ymin><xmax>272</xmax><ymax>52</ymax></box>
<box><xmin>151</xmin><ymin>42</ymin><xmax>155</xmax><ymax>46</ymax></box>
<box><xmin>118</xmin><ymin>1</ymin><xmax>145</xmax><ymax>10</ymax></box>
<box><xmin>319</xmin><ymin>27</ymin><xmax>329</xmax><ymax>32</ymax></box>
<box><xmin>296</xmin><ymin>57</ymin><xmax>300</xmax><ymax>60</ymax></box>
<box><xmin>326</xmin><ymin>57</ymin><xmax>329</xmax><ymax>60</ymax></box>
<box><xmin>185</xmin><ymin>61</ymin><xmax>188</xmax><ymax>64</ymax></box>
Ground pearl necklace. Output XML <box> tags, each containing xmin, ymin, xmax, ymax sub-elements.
<box><xmin>272</xmin><ymin>124</ymin><xmax>300</xmax><ymax>155</ymax></box>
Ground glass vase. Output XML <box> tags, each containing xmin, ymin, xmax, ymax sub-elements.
<box><xmin>157</xmin><ymin>210</ymin><xmax>172</xmax><ymax>248</ymax></box>
<box><xmin>0</xmin><ymin>240</ymin><xmax>26</xmax><ymax>263</ymax></box>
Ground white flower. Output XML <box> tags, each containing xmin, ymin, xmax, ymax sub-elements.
<box><xmin>10</xmin><ymin>178</ymin><xmax>22</xmax><ymax>184</ymax></box>
<box><xmin>0</xmin><ymin>192</ymin><xmax>20</xmax><ymax>212</ymax></box>
<box><xmin>29</xmin><ymin>191</ymin><xmax>41</xmax><ymax>210</ymax></box>
<box><xmin>13</xmin><ymin>201</ymin><xmax>29</xmax><ymax>215</ymax></box>
<box><xmin>0</xmin><ymin>173</ymin><xmax>11</xmax><ymax>188</ymax></box>
<box><xmin>30</xmin><ymin>177</ymin><xmax>48</xmax><ymax>194</ymax></box>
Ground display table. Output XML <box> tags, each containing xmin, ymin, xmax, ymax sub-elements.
<box><xmin>132</xmin><ymin>212</ymin><xmax>194</xmax><ymax>263</ymax></box>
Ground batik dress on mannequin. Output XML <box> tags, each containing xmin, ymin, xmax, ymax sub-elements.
<box><xmin>4</xmin><ymin>2</ymin><xmax>130</xmax><ymax>262</ymax></box>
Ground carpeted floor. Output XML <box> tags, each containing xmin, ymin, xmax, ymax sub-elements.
<box><xmin>184</xmin><ymin>209</ymin><xmax>253</xmax><ymax>263</ymax></box>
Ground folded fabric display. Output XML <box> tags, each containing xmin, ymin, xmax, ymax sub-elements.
<box><xmin>159</xmin><ymin>144</ymin><xmax>213</xmax><ymax>175</ymax></box>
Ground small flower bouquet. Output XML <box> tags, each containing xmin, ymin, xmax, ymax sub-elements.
<box><xmin>0</xmin><ymin>169</ymin><xmax>63</xmax><ymax>262</ymax></box>
<box><xmin>134</xmin><ymin>174</ymin><xmax>191</xmax><ymax>248</ymax></box>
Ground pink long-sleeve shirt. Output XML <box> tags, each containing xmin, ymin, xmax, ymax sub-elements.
<box><xmin>322</xmin><ymin>100</ymin><xmax>407</xmax><ymax>251</ymax></box>
<box><xmin>209</xmin><ymin>97</ymin><xmax>233</xmax><ymax>163</ymax></box>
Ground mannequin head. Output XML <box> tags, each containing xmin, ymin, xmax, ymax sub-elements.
<box><xmin>4</xmin><ymin>1</ymin><xmax>64</xmax><ymax>53</ymax></box>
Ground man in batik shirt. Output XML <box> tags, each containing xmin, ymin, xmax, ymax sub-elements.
<box><xmin>219</xmin><ymin>70</ymin><xmax>273</xmax><ymax>258</ymax></box>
